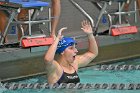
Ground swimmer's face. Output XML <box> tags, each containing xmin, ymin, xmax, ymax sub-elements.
<box><xmin>62</xmin><ymin>45</ymin><xmax>78</xmax><ymax>63</ymax></box>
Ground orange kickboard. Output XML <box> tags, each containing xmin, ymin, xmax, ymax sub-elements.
<box><xmin>21</xmin><ymin>37</ymin><xmax>54</xmax><ymax>48</ymax></box>
<box><xmin>111</xmin><ymin>26</ymin><xmax>138</xmax><ymax>36</ymax></box>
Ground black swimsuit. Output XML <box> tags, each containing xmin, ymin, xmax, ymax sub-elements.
<box><xmin>57</xmin><ymin>65</ymin><xmax>80</xmax><ymax>84</ymax></box>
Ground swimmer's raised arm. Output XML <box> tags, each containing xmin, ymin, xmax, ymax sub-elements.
<box><xmin>75</xmin><ymin>20</ymin><xmax>98</xmax><ymax>68</ymax></box>
<box><xmin>44</xmin><ymin>27</ymin><xmax>67</xmax><ymax>64</ymax></box>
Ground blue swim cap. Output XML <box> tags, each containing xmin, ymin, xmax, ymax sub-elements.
<box><xmin>56</xmin><ymin>37</ymin><xmax>76</xmax><ymax>54</ymax></box>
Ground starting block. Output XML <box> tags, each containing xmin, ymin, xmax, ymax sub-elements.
<box><xmin>21</xmin><ymin>35</ymin><xmax>54</xmax><ymax>48</ymax></box>
<box><xmin>111</xmin><ymin>26</ymin><xmax>138</xmax><ymax>36</ymax></box>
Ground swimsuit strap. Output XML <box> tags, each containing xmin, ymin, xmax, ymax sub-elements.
<box><xmin>58</xmin><ymin>63</ymin><xmax>76</xmax><ymax>73</ymax></box>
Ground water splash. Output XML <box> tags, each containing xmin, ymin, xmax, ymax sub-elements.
<box><xmin>0</xmin><ymin>82</ymin><xmax>7</xmax><ymax>93</ymax></box>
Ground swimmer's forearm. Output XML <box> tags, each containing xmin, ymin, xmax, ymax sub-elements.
<box><xmin>77</xmin><ymin>33</ymin><xmax>98</xmax><ymax>67</ymax></box>
<box><xmin>44</xmin><ymin>37</ymin><xmax>59</xmax><ymax>63</ymax></box>
<box><xmin>87</xmin><ymin>33</ymin><xmax>98</xmax><ymax>56</ymax></box>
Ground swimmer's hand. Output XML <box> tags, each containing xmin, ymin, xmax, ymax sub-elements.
<box><xmin>57</xmin><ymin>27</ymin><xmax>67</xmax><ymax>39</ymax></box>
<box><xmin>81</xmin><ymin>20</ymin><xmax>93</xmax><ymax>35</ymax></box>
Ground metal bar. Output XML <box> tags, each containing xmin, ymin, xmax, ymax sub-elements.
<box><xmin>118</xmin><ymin>2</ymin><xmax>122</xmax><ymax>24</ymax></box>
<box><xmin>48</xmin><ymin>7</ymin><xmax>51</xmax><ymax>34</ymax></box>
<box><xmin>94</xmin><ymin>2</ymin><xmax>107</xmax><ymax>34</ymax></box>
<box><xmin>0</xmin><ymin>10</ymin><xmax>17</xmax><ymax>45</ymax></box>
<box><xmin>28</xmin><ymin>9</ymin><xmax>32</xmax><ymax>35</ymax></box>
<box><xmin>91</xmin><ymin>2</ymin><xmax>112</xmax><ymax>30</ymax></box>
<box><xmin>112</xmin><ymin>1</ymin><xmax>126</xmax><ymax>25</ymax></box>
<box><xmin>31</xmin><ymin>9</ymin><xmax>38</xmax><ymax>21</ymax></box>
<box><xmin>134</xmin><ymin>0</ymin><xmax>137</xmax><ymax>23</ymax></box>
<box><xmin>69</xmin><ymin>0</ymin><xmax>95</xmax><ymax>28</ymax></box>
<box><xmin>12</xmin><ymin>20</ymin><xmax>50</xmax><ymax>24</ymax></box>
<box><xmin>107</xmin><ymin>11</ymin><xmax>137</xmax><ymax>15</ymax></box>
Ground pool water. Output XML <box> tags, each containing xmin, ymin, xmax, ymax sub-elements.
<box><xmin>1</xmin><ymin>58</ymin><xmax>140</xmax><ymax>93</ymax></box>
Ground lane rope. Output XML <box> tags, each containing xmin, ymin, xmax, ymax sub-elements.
<box><xmin>97</xmin><ymin>65</ymin><xmax>140</xmax><ymax>71</ymax></box>
<box><xmin>1</xmin><ymin>83</ymin><xmax>140</xmax><ymax>90</ymax></box>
